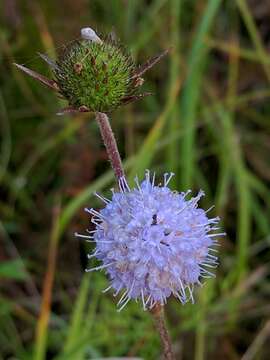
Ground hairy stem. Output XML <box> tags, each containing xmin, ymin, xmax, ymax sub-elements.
<box><xmin>150</xmin><ymin>304</ymin><xmax>175</xmax><ymax>360</ymax></box>
<box><xmin>95</xmin><ymin>112</ymin><xmax>124</xmax><ymax>180</ymax></box>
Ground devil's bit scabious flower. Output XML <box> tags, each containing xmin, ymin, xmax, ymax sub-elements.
<box><xmin>14</xmin><ymin>27</ymin><xmax>169</xmax><ymax>114</ymax></box>
<box><xmin>77</xmin><ymin>171</ymin><xmax>224</xmax><ymax>311</ymax></box>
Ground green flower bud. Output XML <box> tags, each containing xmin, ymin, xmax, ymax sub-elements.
<box><xmin>14</xmin><ymin>26</ymin><xmax>169</xmax><ymax>115</ymax></box>
<box><xmin>54</xmin><ymin>37</ymin><xmax>135</xmax><ymax>112</ymax></box>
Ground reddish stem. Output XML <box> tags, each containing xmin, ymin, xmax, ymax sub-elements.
<box><xmin>95</xmin><ymin>112</ymin><xmax>124</xmax><ymax>180</ymax></box>
<box><xmin>150</xmin><ymin>304</ymin><xmax>175</xmax><ymax>360</ymax></box>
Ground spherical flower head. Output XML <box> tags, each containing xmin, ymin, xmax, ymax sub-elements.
<box><xmin>79</xmin><ymin>171</ymin><xmax>224</xmax><ymax>311</ymax></box>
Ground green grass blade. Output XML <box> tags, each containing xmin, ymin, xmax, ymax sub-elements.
<box><xmin>180</xmin><ymin>0</ymin><xmax>222</xmax><ymax>188</ymax></box>
<box><xmin>62</xmin><ymin>275</ymin><xmax>90</xmax><ymax>355</ymax></box>
<box><xmin>236</xmin><ymin>0</ymin><xmax>270</xmax><ymax>82</ymax></box>
<box><xmin>0</xmin><ymin>260</ymin><xmax>28</xmax><ymax>281</ymax></box>
<box><xmin>128</xmin><ymin>79</ymin><xmax>181</xmax><ymax>181</ymax></box>
<box><xmin>167</xmin><ymin>0</ymin><xmax>182</xmax><ymax>187</ymax></box>
<box><xmin>216</xmin><ymin>107</ymin><xmax>251</xmax><ymax>283</ymax></box>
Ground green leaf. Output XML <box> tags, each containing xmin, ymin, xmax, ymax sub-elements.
<box><xmin>0</xmin><ymin>259</ymin><xmax>28</xmax><ymax>280</ymax></box>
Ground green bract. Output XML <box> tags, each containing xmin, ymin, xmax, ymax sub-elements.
<box><xmin>55</xmin><ymin>39</ymin><xmax>135</xmax><ymax>112</ymax></box>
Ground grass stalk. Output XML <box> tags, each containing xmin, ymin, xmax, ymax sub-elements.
<box><xmin>34</xmin><ymin>200</ymin><xmax>61</xmax><ymax>360</ymax></box>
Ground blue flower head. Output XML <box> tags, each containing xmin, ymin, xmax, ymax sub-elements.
<box><xmin>76</xmin><ymin>171</ymin><xmax>224</xmax><ymax>311</ymax></box>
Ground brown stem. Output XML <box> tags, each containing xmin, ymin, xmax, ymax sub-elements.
<box><xmin>95</xmin><ymin>112</ymin><xmax>124</xmax><ymax>180</ymax></box>
<box><xmin>150</xmin><ymin>304</ymin><xmax>175</xmax><ymax>360</ymax></box>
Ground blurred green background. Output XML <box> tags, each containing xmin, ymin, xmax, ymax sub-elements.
<box><xmin>1</xmin><ymin>0</ymin><xmax>270</xmax><ymax>359</ymax></box>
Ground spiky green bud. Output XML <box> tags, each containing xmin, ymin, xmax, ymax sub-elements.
<box><xmin>54</xmin><ymin>38</ymin><xmax>135</xmax><ymax>112</ymax></box>
<box><xmin>14</xmin><ymin>26</ymin><xmax>169</xmax><ymax>115</ymax></box>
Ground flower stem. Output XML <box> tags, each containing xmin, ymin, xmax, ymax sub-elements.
<box><xmin>150</xmin><ymin>304</ymin><xmax>175</xmax><ymax>360</ymax></box>
<box><xmin>95</xmin><ymin>112</ymin><xmax>124</xmax><ymax>180</ymax></box>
